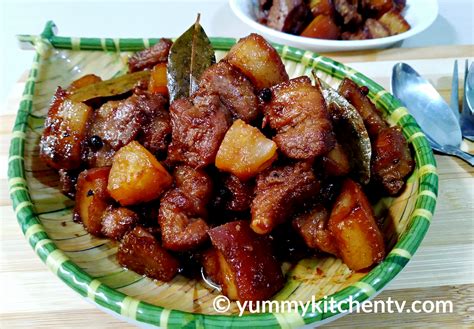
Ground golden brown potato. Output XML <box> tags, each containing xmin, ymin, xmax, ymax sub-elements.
<box><xmin>117</xmin><ymin>226</ymin><xmax>179</xmax><ymax>281</ymax></box>
<box><xmin>202</xmin><ymin>248</ymin><xmax>239</xmax><ymax>300</ymax></box>
<box><xmin>328</xmin><ymin>179</ymin><xmax>385</xmax><ymax>271</ymax></box>
<box><xmin>379</xmin><ymin>9</ymin><xmax>410</xmax><ymax>35</ymax></box>
<box><xmin>215</xmin><ymin>119</ymin><xmax>277</xmax><ymax>181</ymax></box>
<box><xmin>107</xmin><ymin>141</ymin><xmax>173</xmax><ymax>206</ymax></box>
<box><xmin>67</xmin><ymin>74</ymin><xmax>102</xmax><ymax>91</ymax></box>
<box><xmin>301</xmin><ymin>15</ymin><xmax>340</xmax><ymax>40</ymax></box>
<box><xmin>224</xmin><ymin>33</ymin><xmax>289</xmax><ymax>89</ymax></box>
<box><xmin>74</xmin><ymin>167</ymin><xmax>112</xmax><ymax>236</ymax></box>
<box><xmin>148</xmin><ymin>63</ymin><xmax>168</xmax><ymax>95</ymax></box>
<box><xmin>321</xmin><ymin>142</ymin><xmax>350</xmax><ymax>176</ymax></box>
<box><xmin>40</xmin><ymin>88</ymin><xmax>93</xmax><ymax>170</ymax></box>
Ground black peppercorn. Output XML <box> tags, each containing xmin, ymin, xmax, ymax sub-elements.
<box><xmin>359</xmin><ymin>86</ymin><xmax>369</xmax><ymax>96</ymax></box>
<box><xmin>259</xmin><ymin>88</ymin><xmax>272</xmax><ymax>102</ymax></box>
<box><xmin>89</xmin><ymin>135</ymin><xmax>103</xmax><ymax>151</ymax></box>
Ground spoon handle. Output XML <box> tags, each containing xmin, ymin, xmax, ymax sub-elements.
<box><xmin>445</xmin><ymin>147</ymin><xmax>474</xmax><ymax>166</ymax></box>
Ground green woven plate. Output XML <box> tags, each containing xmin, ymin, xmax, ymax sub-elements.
<box><xmin>9</xmin><ymin>21</ymin><xmax>437</xmax><ymax>328</ymax></box>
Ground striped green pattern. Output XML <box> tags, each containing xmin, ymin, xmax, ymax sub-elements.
<box><xmin>9</xmin><ymin>21</ymin><xmax>437</xmax><ymax>328</ymax></box>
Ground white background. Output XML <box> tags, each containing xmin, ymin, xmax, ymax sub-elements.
<box><xmin>0</xmin><ymin>0</ymin><xmax>473</xmax><ymax>107</ymax></box>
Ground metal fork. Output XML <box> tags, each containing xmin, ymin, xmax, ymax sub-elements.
<box><xmin>450</xmin><ymin>59</ymin><xmax>474</xmax><ymax>141</ymax></box>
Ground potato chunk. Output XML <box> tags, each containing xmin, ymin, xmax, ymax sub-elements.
<box><xmin>107</xmin><ymin>141</ymin><xmax>172</xmax><ymax>206</ymax></box>
<box><xmin>74</xmin><ymin>167</ymin><xmax>112</xmax><ymax>236</ymax></box>
<box><xmin>225</xmin><ymin>33</ymin><xmax>289</xmax><ymax>89</ymax></box>
<box><xmin>301</xmin><ymin>15</ymin><xmax>340</xmax><ymax>40</ymax></box>
<box><xmin>328</xmin><ymin>179</ymin><xmax>385</xmax><ymax>271</ymax></box>
<box><xmin>378</xmin><ymin>9</ymin><xmax>410</xmax><ymax>35</ymax></box>
<box><xmin>207</xmin><ymin>221</ymin><xmax>284</xmax><ymax>302</ymax></box>
<box><xmin>117</xmin><ymin>226</ymin><xmax>179</xmax><ymax>281</ymax></box>
<box><xmin>67</xmin><ymin>74</ymin><xmax>102</xmax><ymax>91</ymax></box>
<box><xmin>202</xmin><ymin>249</ymin><xmax>239</xmax><ymax>300</ymax></box>
<box><xmin>215</xmin><ymin>119</ymin><xmax>277</xmax><ymax>180</ymax></box>
<box><xmin>148</xmin><ymin>63</ymin><xmax>168</xmax><ymax>95</ymax></box>
<box><xmin>40</xmin><ymin>88</ymin><xmax>93</xmax><ymax>170</ymax></box>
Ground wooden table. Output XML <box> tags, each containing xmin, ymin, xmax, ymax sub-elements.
<box><xmin>1</xmin><ymin>45</ymin><xmax>473</xmax><ymax>328</ymax></box>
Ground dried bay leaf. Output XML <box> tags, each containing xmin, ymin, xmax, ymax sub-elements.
<box><xmin>167</xmin><ymin>15</ymin><xmax>216</xmax><ymax>103</ymax></box>
<box><xmin>317</xmin><ymin>76</ymin><xmax>372</xmax><ymax>184</ymax></box>
<box><xmin>69</xmin><ymin>70</ymin><xmax>150</xmax><ymax>102</ymax></box>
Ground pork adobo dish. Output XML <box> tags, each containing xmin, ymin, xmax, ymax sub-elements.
<box><xmin>40</xmin><ymin>24</ymin><xmax>414</xmax><ymax>303</ymax></box>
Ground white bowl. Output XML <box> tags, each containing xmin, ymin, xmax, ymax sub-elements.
<box><xmin>229</xmin><ymin>0</ymin><xmax>439</xmax><ymax>52</ymax></box>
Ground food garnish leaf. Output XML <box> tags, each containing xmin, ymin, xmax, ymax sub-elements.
<box><xmin>316</xmin><ymin>75</ymin><xmax>372</xmax><ymax>184</ymax></box>
<box><xmin>69</xmin><ymin>70</ymin><xmax>150</xmax><ymax>102</ymax></box>
<box><xmin>167</xmin><ymin>14</ymin><xmax>216</xmax><ymax>102</ymax></box>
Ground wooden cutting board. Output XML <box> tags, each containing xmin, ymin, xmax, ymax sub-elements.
<box><xmin>0</xmin><ymin>45</ymin><xmax>473</xmax><ymax>328</ymax></box>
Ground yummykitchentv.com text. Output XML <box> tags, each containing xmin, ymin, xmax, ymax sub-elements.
<box><xmin>213</xmin><ymin>295</ymin><xmax>454</xmax><ymax>317</ymax></box>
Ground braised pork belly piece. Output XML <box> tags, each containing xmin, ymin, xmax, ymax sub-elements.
<box><xmin>261</xmin><ymin>76</ymin><xmax>336</xmax><ymax>160</ymax></box>
<box><xmin>159</xmin><ymin>166</ymin><xmax>213</xmax><ymax>252</ymax></box>
<box><xmin>73</xmin><ymin>167</ymin><xmax>113</xmax><ymax>236</ymax></box>
<box><xmin>199</xmin><ymin>61</ymin><xmax>259</xmax><ymax>123</ymax></box>
<box><xmin>293</xmin><ymin>204</ymin><xmax>339</xmax><ymax>256</ymax></box>
<box><xmin>371</xmin><ymin>126</ymin><xmax>414</xmax><ymax>195</ymax></box>
<box><xmin>58</xmin><ymin>168</ymin><xmax>80</xmax><ymax>199</ymax></box>
<box><xmin>338</xmin><ymin>78</ymin><xmax>414</xmax><ymax>195</ymax></box>
<box><xmin>128</xmin><ymin>38</ymin><xmax>173</xmax><ymax>72</ymax></box>
<box><xmin>118</xmin><ymin>226</ymin><xmax>179</xmax><ymax>281</ymax></box>
<box><xmin>40</xmin><ymin>87</ymin><xmax>93</xmax><ymax>170</ymax></box>
<box><xmin>167</xmin><ymin>90</ymin><xmax>231</xmax><ymax>168</ymax></box>
<box><xmin>101</xmin><ymin>206</ymin><xmax>140</xmax><ymax>240</ymax></box>
<box><xmin>266</xmin><ymin>0</ymin><xmax>313</xmax><ymax>35</ymax></box>
<box><xmin>205</xmin><ymin>221</ymin><xmax>284</xmax><ymax>302</ymax></box>
<box><xmin>221</xmin><ymin>174</ymin><xmax>254</xmax><ymax>212</ymax></box>
<box><xmin>251</xmin><ymin>161</ymin><xmax>320</xmax><ymax>234</ymax></box>
<box><xmin>334</xmin><ymin>0</ymin><xmax>363</xmax><ymax>26</ymax></box>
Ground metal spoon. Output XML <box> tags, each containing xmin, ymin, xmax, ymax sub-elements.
<box><xmin>392</xmin><ymin>63</ymin><xmax>474</xmax><ymax>166</ymax></box>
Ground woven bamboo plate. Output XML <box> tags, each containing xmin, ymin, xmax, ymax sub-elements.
<box><xmin>8</xmin><ymin>21</ymin><xmax>438</xmax><ymax>328</ymax></box>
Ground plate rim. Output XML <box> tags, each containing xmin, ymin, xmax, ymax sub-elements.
<box><xmin>9</xmin><ymin>21</ymin><xmax>438</xmax><ymax>329</ymax></box>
